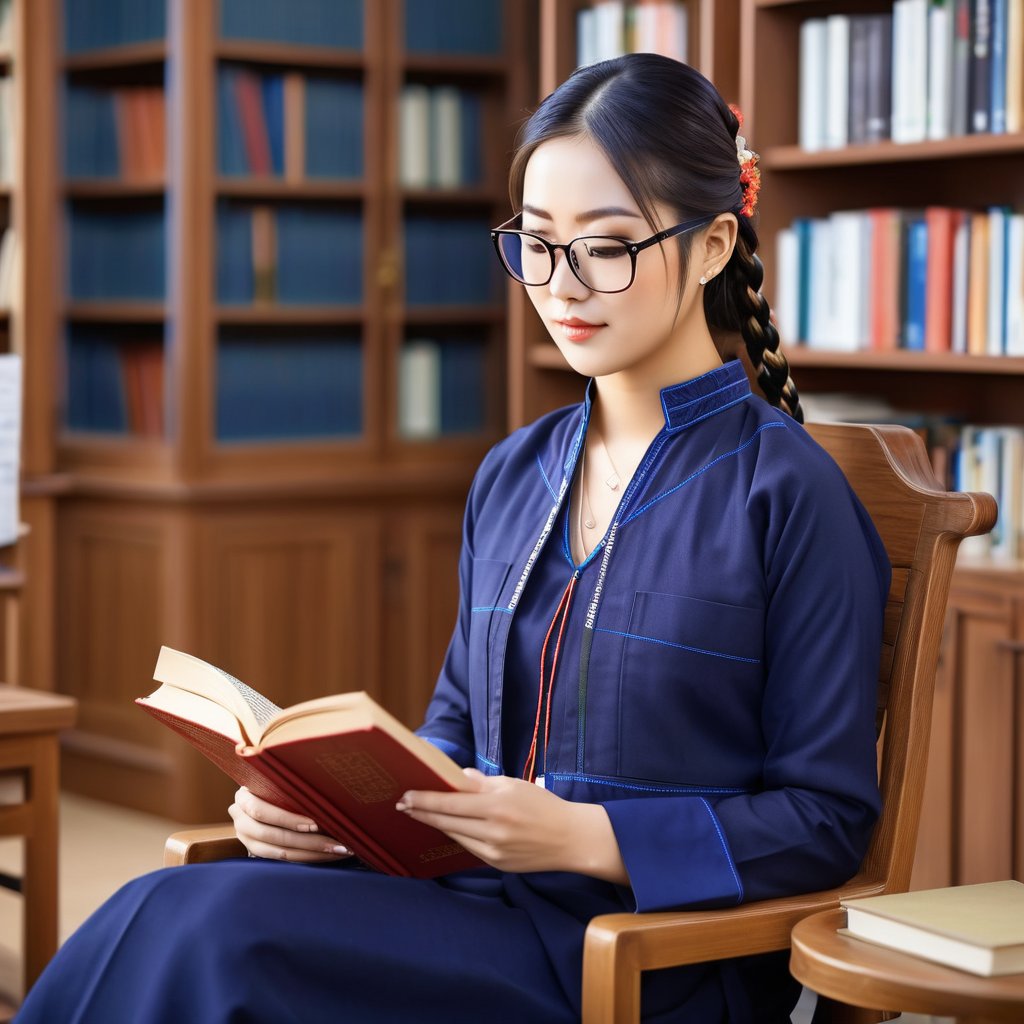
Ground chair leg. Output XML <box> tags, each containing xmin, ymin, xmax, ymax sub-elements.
<box><xmin>581</xmin><ymin>930</ymin><xmax>641</xmax><ymax>1024</ymax></box>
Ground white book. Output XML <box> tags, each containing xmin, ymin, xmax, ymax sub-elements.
<box><xmin>927</xmin><ymin>0</ymin><xmax>952</xmax><ymax>139</ymax></box>
<box><xmin>663</xmin><ymin>2</ymin><xmax>688</xmax><ymax>63</ymax></box>
<box><xmin>399</xmin><ymin>85</ymin><xmax>431</xmax><ymax>189</ymax></box>
<box><xmin>431</xmin><ymin>87</ymin><xmax>461</xmax><ymax>189</ymax></box>
<box><xmin>0</xmin><ymin>226</ymin><xmax>16</xmax><ymax>308</ymax></box>
<box><xmin>577</xmin><ymin>8</ymin><xmax>597</xmax><ymax>67</ymax></box>
<box><xmin>594</xmin><ymin>1</ymin><xmax>626</xmax><ymax>62</ymax></box>
<box><xmin>799</xmin><ymin>19</ymin><xmax>828</xmax><ymax>151</ymax></box>
<box><xmin>1008</xmin><ymin>0</ymin><xmax>1024</xmax><ymax>132</ymax></box>
<box><xmin>633</xmin><ymin>4</ymin><xmax>658</xmax><ymax>54</ymax></box>
<box><xmin>774</xmin><ymin>227</ymin><xmax>800</xmax><ymax>344</ymax></box>
<box><xmin>1005</xmin><ymin>214</ymin><xmax>1024</xmax><ymax>355</ymax></box>
<box><xmin>807</xmin><ymin>217</ymin><xmax>833</xmax><ymax>346</ymax></box>
<box><xmin>0</xmin><ymin>78</ymin><xmax>10</xmax><ymax>185</ymax></box>
<box><xmin>952</xmin><ymin>215</ymin><xmax>971</xmax><ymax>354</ymax></box>
<box><xmin>825</xmin><ymin>16</ymin><xmax>850</xmax><ymax>149</ymax></box>
<box><xmin>892</xmin><ymin>0</ymin><xmax>929</xmax><ymax>143</ymax></box>
<box><xmin>993</xmin><ymin>428</ymin><xmax>1023</xmax><ymax>561</ymax></box>
<box><xmin>987</xmin><ymin>207</ymin><xmax>1007</xmax><ymax>356</ymax></box>
<box><xmin>956</xmin><ymin>427</ymin><xmax>992</xmax><ymax>559</ymax></box>
<box><xmin>829</xmin><ymin>211</ymin><xmax>866</xmax><ymax>350</ymax></box>
<box><xmin>398</xmin><ymin>339</ymin><xmax>441</xmax><ymax>440</ymax></box>
<box><xmin>0</xmin><ymin>353</ymin><xmax>19</xmax><ymax>547</ymax></box>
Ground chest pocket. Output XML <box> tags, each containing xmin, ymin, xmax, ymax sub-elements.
<box><xmin>468</xmin><ymin>559</ymin><xmax>513</xmax><ymax>711</ymax></box>
<box><xmin>616</xmin><ymin>591</ymin><xmax>765</xmax><ymax>782</ymax></box>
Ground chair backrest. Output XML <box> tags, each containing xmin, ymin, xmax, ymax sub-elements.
<box><xmin>806</xmin><ymin>423</ymin><xmax>996</xmax><ymax>896</ymax></box>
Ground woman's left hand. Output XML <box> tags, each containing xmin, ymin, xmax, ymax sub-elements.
<box><xmin>398</xmin><ymin>768</ymin><xmax>628</xmax><ymax>882</ymax></box>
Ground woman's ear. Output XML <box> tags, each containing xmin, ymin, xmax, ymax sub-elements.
<box><xmin>700</xmin><ymin>213</ymin><xmax>738</xmax><ymax>282</ymax></box>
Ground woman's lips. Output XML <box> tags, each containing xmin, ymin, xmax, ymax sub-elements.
<box><xmin>555</xmin><ymin>318</ymin><xmax>603</xmax><ymax>343</ymax></box>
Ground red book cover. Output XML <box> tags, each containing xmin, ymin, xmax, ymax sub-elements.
<box><xmin>137</xmin><ymin>646</ymin><xmax>483</xmax><ymax>879</ymax></box>
<box><xmin>924</xmin><ymin>207</ymin><xmax>958</xmax><ymax>353</ymax></box>
<box><xmin>233</xmin><ymin>70</ymin><xmax>272</xmax><ymax>176</ymax></box>
<box><xmin>869</xmin><ymin>208</ymin><xmax>900</xmax><ymax>351</ymax></box>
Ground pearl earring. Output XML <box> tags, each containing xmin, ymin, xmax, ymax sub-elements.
<box><xmin>699</xmin><ymin>275</ymin><xmax>707</xmax><ymax>286</ymax></box>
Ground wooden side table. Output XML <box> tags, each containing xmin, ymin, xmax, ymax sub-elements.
<box><xmin>0</xmin><ymin>685</ymin><xmax>76</xmax><ymax>1001</ymax></box>
<box><xmin>791</xmin><ymin>908</ymin><xmax>1024</xmax><ymax>1024</ymax></box>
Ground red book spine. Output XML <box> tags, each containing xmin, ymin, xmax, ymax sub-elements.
<box><xmin>233</xmin><ymin>70</ymin><xmax>272</xmax><ymax>176</ymax></box>
<box><xmin>869</xmin><ymin>208</ymin><xmax>899</xmax><ymax>350</ymax></box>
<box><xmin>924</xmin><ymin>207</ymin><xmax>956</xmax><ymax>353</ymax></box>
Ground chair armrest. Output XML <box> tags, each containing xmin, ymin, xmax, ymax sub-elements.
<box><xmin>164</xmin><ymin>825</ymin><xmax>246</xmax><ymax>867</ymax></box>
<box><xmin>581</xmin><ymin>874</ymin><xmax>887</xmax><ymax>1024</ymax></box>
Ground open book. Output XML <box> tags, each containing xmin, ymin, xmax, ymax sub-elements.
<box><xmin>137</xmin><ymin>646</ymin><xmax>482</xmax><ymax>878</ymax></box>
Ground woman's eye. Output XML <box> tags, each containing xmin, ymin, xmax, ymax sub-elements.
<box><xmin>587</xmin><ymin>245</ymin><xmax>627</xmax><ymax>259</ymax></box>
<box><xmin>524</xmin><ymin>241</ymin><xmax>548</xmax><ymax>255</ymax></box>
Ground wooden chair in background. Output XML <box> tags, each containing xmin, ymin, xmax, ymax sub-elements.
<box><xmin>164</xmin><ymin>423</ymin><xmax>997</xmax><ymax>1024</ymax></box>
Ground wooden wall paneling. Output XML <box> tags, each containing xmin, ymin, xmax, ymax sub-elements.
<box><xmin>381</xmin><ymin>502</ymin><xmax>463</xmax><ymax>729</ymax></box>
<box><xmin>1014</xmin><ymin>593</ymin><xmax>1024</xmax><ymax>883</ymax></box>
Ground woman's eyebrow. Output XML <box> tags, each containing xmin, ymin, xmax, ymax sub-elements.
<box><xmin>521</xmin><ymin>203</ymin><xmax>643</xmax><ymax>224</ymax></box>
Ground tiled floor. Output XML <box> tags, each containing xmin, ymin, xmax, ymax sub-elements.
<box><xmin>0</xmin><ymin>793</ymin><xmax>956</xmax><ymax>1020</ymax></box>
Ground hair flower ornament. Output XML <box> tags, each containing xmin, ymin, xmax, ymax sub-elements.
<box><xmin>728</xmin><ymin>103</ymin><xmax>761</xmax><ymax>218</ymax></box>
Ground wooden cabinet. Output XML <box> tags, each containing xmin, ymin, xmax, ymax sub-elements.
<box><xmin>912</xmin><ymin>568</ymin><xmax>1024</xmax><ymax>889</ymax></box>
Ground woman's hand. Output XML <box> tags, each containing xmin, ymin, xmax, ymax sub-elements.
<box><xmin>229</xmin><ymin>786</ymin><xmax>352</xmax><ymax>863</ymax></box>
<box><xmin>398</xmin><ymin>769</ymin><xmax>628</xmax><ymax>883</ymax></box>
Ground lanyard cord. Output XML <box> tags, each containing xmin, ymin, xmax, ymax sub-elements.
<box><xmin>522</xmin><ymin>570</ymin><xmax>579</xmax><ymax>783</ymax></box>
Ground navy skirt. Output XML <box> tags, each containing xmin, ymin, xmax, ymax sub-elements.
<box><xmin>15</xmin><ymin>858</ymin><xmax>798</xmax><ymax>1023</ymax></box>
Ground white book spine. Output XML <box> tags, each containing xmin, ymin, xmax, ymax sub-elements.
<box><xmin>431</xmin><ymin>87</ymin><xmax>462</xmax><ymax>189</ymax></box>
<box><xmin>825</xmin><ymin>16</ymin><xmax>850</xmax><ymax>149</ymax></box>
<box><xmin>799</xmin><ymin>19</ymin><xmax>828</xmax><ymax>151</ymax></box>
<box><xmin>0</xmin><ymin>353</ymin><xmax>20</xmax><ymax>547</ymax></box>
<box><xmin>927</xmin><ymin>1</ymin><xmax>952</xmax><ymax>139</ymax></box>
<box><xmin>596</xmin><ymin>1</ymin><xmax>626</xmax><ymax>62</ymax></box>
<box><xmin>987</xmin><ymin>206</ymin><xmax>1007</xmax><ymax>355</ymax></box>
<box><xmin>829</xmin><ymin>212</ymin><xmax>862</xmax><ymax>349</ymax></box>
<box><xmin>398</xmin><ymin>339</ymin><xmax>441</xmax><ymax>440</ymax></box>
<box><xmin>775</xmin><ymin>227</ymin><xmax>800</xmax><ymax>344</ymax></box>
<box><xmin>993</xmin><ymin>429</ymin><xmax>1022</xmax><ymax>561</ymax></box>
<box><xmin>577</xmin><ymin>9</ymin><xmax>595</xmax><ymax>67</ymax></box>
<box><xmin>892</xmin><ymin>0</ymin><xmax>930</xmax><ymax>143</ymax></box>
<box><xmin>952</xmin><ymin>215</ymin><xmax>971</xmax><ymax>354</ymax></box>
<box><xmin>1005</xmin><ymin>214</ymin><xmax>1024</xmax><ymax>355</ymax></box>
<box><xmin>399</xmin><ymin>85</ymin><xmax>431</xmax><ymax>189</ymax></box>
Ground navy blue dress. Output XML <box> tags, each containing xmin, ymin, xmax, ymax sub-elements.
<box><xmin>16</xmin><ymin>361</ymin><xmax>890</xmax><ymax>1023</ymax></box>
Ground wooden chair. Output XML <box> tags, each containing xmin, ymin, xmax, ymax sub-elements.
<box><xmin>164</xmin><ymin>423</ymin><xmax>997</xmax><ymax>1024</ymax></box>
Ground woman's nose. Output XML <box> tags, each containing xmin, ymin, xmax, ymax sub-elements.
<box><xmin>548</xmin><ymin>247</ymin><xmax>590</xmax><ymax>301</ymax></box>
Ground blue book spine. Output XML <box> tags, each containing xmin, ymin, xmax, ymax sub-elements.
<box><xmin>794</xmin><ymin>218</ymin><xmax>812</xmax><ymax>342</ymax></box>
<box><xmin>66</xmin><ymin>327</ymin><xmax>128</xmax><ymax>433</ymax></box>
<box><xmin>405</xmin><ymin>0</ymin><xmax>501</xmax><ymax>54</ymax></box>
<box><xmin>262</xmin><ymin>74</ymin><xmax>285</xmax><ymax>175</ymax></box>
<box><xmin>215</xmin><ymin>202</ymin><xmax>254</xmax><ymax>304</ymax></box>
<box><xmin>221</xmin><ymin>0</ymin><xmax>362</xmax><ymax>48</ymax></box>
<box><xmin>276</xmin><ymin>206</ymin><xmax>363</xmax><ymax>304</ymax></box>
<box><xmin>439</xmin><ymin>338</ymin><xmax>486</xmax><ymax>434</ymax></box>
<box><xmin>305</xmin><ymin>77</ymin><xmax>364</xmax><ymax>179</ymax></box>
<box><xmin>217</xmin><ymin>68</ymin><xmax>249</xmax><ymax>176</ymax></box>
<box><xmin>903</xmin><ymin>216</ymin><xmax>928</xmax><ymax>350</ymax></box>
<box><xmin>459</xmin><ymin>91</ymin><xmax>483</xmax><ymax>185</ymax></box>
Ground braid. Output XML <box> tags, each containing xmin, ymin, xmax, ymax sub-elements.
<box><xmin>706</xmin><ymin>219</ymin><xmax>804</xmax><ymax>423</ymax></box>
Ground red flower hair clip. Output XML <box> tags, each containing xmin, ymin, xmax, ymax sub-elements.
<box><xmin>729</xmin><ymin>104</ymin><xmax>761</xmax><ymax>218</ymax></box>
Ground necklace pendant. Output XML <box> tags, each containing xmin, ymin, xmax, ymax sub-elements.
<box><xmin>605</xmin><ymin>473</ymin><xmax>620</xmax><ymax>491</ymax></box>
<box><xmin>584</xmin><ymin>517</ymin><xmax>596</xmax><ymax>529</ymax></box>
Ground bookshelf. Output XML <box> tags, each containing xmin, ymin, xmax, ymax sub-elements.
<box><xmin>29</xmin><ymin>0</ymin><xmax>536</xmax><ymax>821</ymax></box>
<box><xmin>512</xmin><ymin>1</ymin><xmax>1024</xmax><ymax>890</ymax></box>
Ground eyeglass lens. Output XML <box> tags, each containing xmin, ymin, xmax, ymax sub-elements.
<box><xmin>496</xmin><ymin>233</ymin><xmax>633</xmax><ymax>292</ymax></box>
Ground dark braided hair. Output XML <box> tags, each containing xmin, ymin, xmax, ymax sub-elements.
<box><xmin>509</xmin><ymin>53</ymin><xmax>803</xmax><ymax>422</ymax></box>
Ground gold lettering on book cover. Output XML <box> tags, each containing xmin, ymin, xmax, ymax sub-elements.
<box><xmin>418</xmin><ymin>842</ymin><xmax>464</xmax><ymax>863</ymax></box>
<box><xmin>314</xmin><ymin>750</ymin><xmax>397</xmax><ymax>803</ymax></box>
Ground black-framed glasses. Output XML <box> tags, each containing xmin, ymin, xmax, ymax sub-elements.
<box><xmin>490</xmin><ymin>213</ymin><xmax>715</xmax><ymax>293</ymax></box>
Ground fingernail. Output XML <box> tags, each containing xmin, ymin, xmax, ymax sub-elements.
<box><xmin>326</xmin><ymin>844</ymin><xmax>348</xmax><ymax>855</ymax></box>
<box><xmin>395</xmin><ymin>800</ymin><xmax>409</xmax><ymax>812</ymax></box>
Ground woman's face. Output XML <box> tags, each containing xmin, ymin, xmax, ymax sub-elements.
<box><xmin>519</xmin><ymin>135</ymin><xmax>717</xmax><ymax>387</ymax></box>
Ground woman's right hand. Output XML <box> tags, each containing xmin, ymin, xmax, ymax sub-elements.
<box><xmin>229</xmin><ymin>786</ymin><xmax>352</xmax><ymax>863</ymax></box>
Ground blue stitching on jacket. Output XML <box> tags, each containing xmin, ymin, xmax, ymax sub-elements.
<box><xmin>545</xmin><ymin>772</ymin><xmax>748</xmax><ymax>795</ymax></box>
<box><xmin>536</xmin><ymin>453</ymin><xmax>559</xmax><ymax>502</ymax></box>
<box><xmin>661</xmin><ymin>376</ymin><xmax>747</xmax><ymax>418</ymax></box>
<box><xmin>475</xmin><ymin>752</ymin><xmax>501</xmax><ymax>774</ymax></box>
<box><xmin>471</xmin><ymin>606</ymin><xmax>514</xmax><ymax>614</ymax></box>
<box><xmin>594</xmin><ymin>627</ymin><xmax>761</xmax><ymax>664</ymax></box>
<box><xmin>623</xmin><ymin>420</ymin><xmax>786</xmax><ymax>525</ymax></box>
<box><xmin>700</xmin><ymin>797</ymin><xmax>745</xmax><ymax>903</ymax></box>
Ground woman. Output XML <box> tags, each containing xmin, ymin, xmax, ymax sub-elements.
<box><xmin>17</xmin><ymin>54</ymin><xmax>888</xmax><ymax>1024</ymax></box>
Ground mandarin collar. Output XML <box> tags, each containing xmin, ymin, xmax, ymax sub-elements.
<box><xmin>564</xmin><ymin>360</ymin><xmax>751</xmax><ymax>477</ymax></box>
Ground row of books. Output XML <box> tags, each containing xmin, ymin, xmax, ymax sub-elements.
<box><xmin>398</xmin><ymin>337</ymin><xmax>487</xmax><ymax>438</ymax></box>
<box><xmin>216</xmin><ymin>332</ymin><xmax>362</xmax><ymax>441</ymax></box>
<box><xmin>68</xmin><ymin>205</ymin><xmax>166</xmax><ymax>302</ymax></box>
<box><xmin>217</xmin><ymin>202</ymin><xmax>363</xmax><ymax>306</ymax></box>
<box><xmin>64</xmin><ymin>84</ymin><xmax>166</xmax><ymax>181</ymax></box>
<box><xmin>64</xmin><ymin>0</ymin><xmax>165</xmax><ymax>55</ymax></box>
<box><xmin>775</xmin><ymin>206</ymin><xmax>1024</xmax><ymax>356</ymax></box>
<box><xmin>218</xmin><ymin>67</ymin><xmax>363</xmax><ymax>181</ymax></box>
<box><xmin>576</xmin><ymin>1</ymin><xmax>688</xmax><ymax>68</ymax></box>
<box><xmin>220</xmin><ymin>0</ymin><xmax>363</xmax><ymax>51</ymax></box>
<box><xmin>404</xmin><ymin>216</ymin><xmax>502</xmax><ymax>306</ymax></box>
<box><xmin>0</xmin><ymin>77</ymin><xmax>12</xmax><ymax>185</ymax></box>
<box><xmin>65</xmin><ymin>328</ymin><xmax>164</xmax><ymax>436</ymax></box>
<box><xmin>399</xmin><ymin>85</ymin><xmax>483</xmax><ymax>189</ymax></box>
<box><xmin>799</xmin><ymin>0</ymin><xmax>1024</xmax><ymax>151</ymax></box>
<box><xmin>803</xmin><ymin>393</ymin><xmax>1023</xmax><ymax>564</ymax></box>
